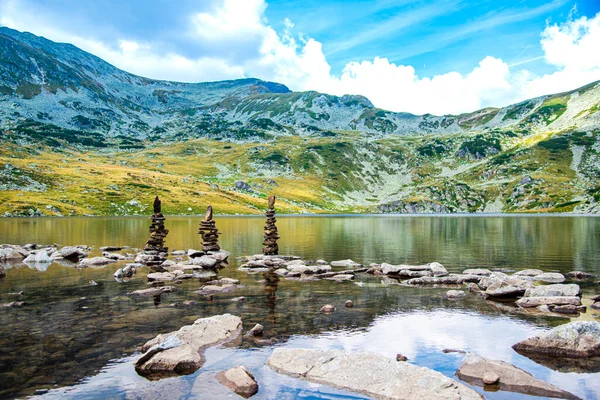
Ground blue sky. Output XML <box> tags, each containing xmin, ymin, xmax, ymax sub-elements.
<box><xmin>1</xmin><ymin>0</ymin><xmax>600</xmax><ymax>114</ymax></box>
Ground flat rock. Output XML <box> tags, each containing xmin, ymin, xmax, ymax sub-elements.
<box><xmin>195</xmin><ymin>284</ymin><xmax>242</xmax><ymax>296</ymax></box>
<box><xmin>326</xmin><ymin>274</ymin><xmax>354</xmax><ymax>281</ymax></box>
<box><xmin>524</xmin><ymin>284</ymin><xmax>581</xmax><ymax>298</ymax></box>
<box><xmin>462</xmin><ymin>268</ymin><xmax>492</xmax><ymax>276</ymax></box>
<box><xmin>405</xmin><ymin>274</ymin><xmax>481</xmax><ymax>286</ymax></box>
<box><xmin>0</xmin><ymin>248</ymin><xmax>24</xmax><ymax>261</ymax></box>
<box><xmin>330</xmin><ymin>259</ymin><xmax>362</xmax><ymax>268</ymax></box>
<box><xmin>457</xmin><ymin>353</ymin><xmax>579</xmax><ymax>399</ymax></box>
<box><xmin>80</xmin><ymin>256</ymin><xmax>117</xmax><ymax>267</ymax></box>
<box><xmin>59</xmin><ymin>246</ymin><xmax>88</xmax><ymax>261</ymax></box>
<box><xmin>513</xmin><ymin>321</ymin><xmax>600</xmax><ymax>358</ymax></box>
<box><xmin>192</xmin><ymin>255</ymin><xmax>218</xmax><ymax>268</ymax></box>
<box><xmin>216</xmin><ymin>366</ymin><xmax>258</xmax><ymax>398</ymax></box>
<box><xmin>514</xmin><ymin>269</ymin><xmax>544</xmax><ymax>277</ymax></box>
<box><xmin>147</xmin><ymin>272</ymin><xmax>176</xmax><ymax>282</ymax></box>
<box><xmin>480</xmin><ymin>272</ymin><xmax>533</xmax><ymax>298</ymax></box>
<box><xmin>533</xmin><ymin>272</ymin><xmax>566</xmax><ymax>283</ymax></box>
<box><xmin>136</xmin><ymin>314</ymin><xmax>242</xmax><ymax>377</ymax></box>
<box><xmin>127</xmin><ymin>286</ymin><xmax>177</xmax><ymax>296</ymax></box>
<box><xmin>266</xmin><ymin>348</ymin><xmax>481</xmax><ymax>400</ymax></box>
<box><xmin>445</xmin><ymin>290</ymin><xmax>466</xmax><ymax>300</ymax></box>
<box><xmin>516</xmin><ymin>296</ymin><xmax>582</xmax><ymax>308</ymax></box>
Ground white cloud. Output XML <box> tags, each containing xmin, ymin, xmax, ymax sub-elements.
<box><xmin>1</xmin><ymin>0</ymin><xmax>600</xmax><ymax>115</ymax></box>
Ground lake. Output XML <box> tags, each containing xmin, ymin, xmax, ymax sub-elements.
<box><xmin>0</xmin><ymin>215</ymin><xmax>599</xmax><ymax>399</ymax></box>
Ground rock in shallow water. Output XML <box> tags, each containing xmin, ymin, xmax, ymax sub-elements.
<box><xmin>127</xmin><ymin>286</ymin><xmax>177</xmax><ymax>296</ymax></box>
<box><xmin>445</xmin><ymin>290</ymin><xmax>466</xmax><ymax>300</ymax></box>
<box><xmin>135</xmin><ymin>314</ymin><xmax>242</xmax><ymax>378</ymax></box>
<box><xmin>80</xmin><ymin>256</ymin><xmax>117</xmax><ymax>267</ymax></box>
<box><xmin>457</xmin><ymin>353</ymin><xmax>579</xmax><ymax>400</ymax></box>
<box><xmin>513</xmin><ymin>321</ymin><xmax>600</xmax><ymax>358</ymax></box>
<box><xmin>266</xmin><ymin>348</ymin><xmax>482</xmax><ymax>399</ymax></box>
<box><xmin>216</xmin><ymin>365</ymin><xmax>259</xmax><ymax>398</ymax></box>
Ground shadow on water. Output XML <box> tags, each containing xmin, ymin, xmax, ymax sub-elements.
<box><xmin>0</xmin><ymin>215</ymin><xmax>599</xmax><ymax>399</ymax></box>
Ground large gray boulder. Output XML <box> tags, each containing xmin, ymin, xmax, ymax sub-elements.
<box><xmin>524</xmin><ymin>284</ymin><xmax>581</xmax><ymax>298</ymax></box>
<box><xmin>80</xmin><ymin>256</ymin><xmax>117</xmax><ymax>267</ymax></box>
<box><xmin>457</xmin><ymin>353</ymin><xmax>580</xmax><ymax>400</ymax></box>
<box><xmin>381</xmin><ymin>262</ymin><xmax>448</xmax><ymax>277</ymax></box>
<box><xmin>135</xmin><ymin>314</ymin><xmax>242</xmax><ymax>377</ymax></box>
<box><xmin>513</xmin><ymin>321</ymin><xmax>600</xmax><ymax>358</ymax></box>
<box><xmin>0</xmin><ymin>247</ymin><xmax>25</xmax><ymax>261</ymax></box>
<box><xmin>58</xmin><ymin>246</ymin><xmax>88</xmax><ymax>261</ymax></box>
<box><xmin>480</xmin><ymin>272</ymin><xmax>533</xmax><ymax>298</ymax></box>
<box><xmin>516</xmin><ymin>296</ymin><xmax>582</xmax><ymax>308</ymax></box>
<box><xmin>216</xmin><ymin>365</ymin><xmax>259</xmax><ymax>398</ymax></box>
<box><xmin>266</xmin><ymin>348</ymin><xmax>482</xmax><ymax>400</ymax></box>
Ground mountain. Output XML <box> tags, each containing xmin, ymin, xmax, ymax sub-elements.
<box><xmin>1</xmin><ymin>26</ymin><xmax>599</xmax><ymax>216</ymax></box>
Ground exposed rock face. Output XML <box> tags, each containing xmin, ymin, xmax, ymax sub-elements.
<box><xmin>457</xmin><ymin>353</ymin><xmax>580</xmax><ymax>400</ymax></box>
<box><xmin>198</xmin><ymin>206</ymin><xmax>220</xmax><ymax>252</ymax></box>
<box><xmin>135</xmin><ymin>314</ymin><xmax>242</xmax><ymax>378</ymax></box>
<box><xmin>142</xmin><ymin>196</ymin><xmax>169</xmax><ymax>266</ymax></box>
<box><xmin>266</xmin><ymin>349</ymin><xmax>482</xmax><ymax>400</ymax></box>
<box><xmin>513</xmin><ymin>321</ymin><xmax>600</xmax><ymax>358</ymax></box>
<box><xmin>216</xmin><ymin>366</ymin><xmax>259</xmax><ymax>398</ymax></box>
<box><xmin>262</xmin><ymin>196</ymin><xmax>279</xmax><ymax>255</ymax></box>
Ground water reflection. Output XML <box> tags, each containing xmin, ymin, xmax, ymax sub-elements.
<box><xmin>0</xmin><ymin>215</ymin><xmax>599</xmax><ymax>399</ymax></box>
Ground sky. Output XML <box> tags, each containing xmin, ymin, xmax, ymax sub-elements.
<box><xmin>1</xmin><ymin>0</ymin><xmax>600</xmax><ymax>115</ymax></box>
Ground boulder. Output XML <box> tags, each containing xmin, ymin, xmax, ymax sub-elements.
<box><xmin>513</xmin><ymin>321</ymin><xmax>600</xmax><ymax>358</ymax></box>
<box><xmin>267</xmin><ymin>349</ymin><xmax>481</xmax><ymax>400</ymax></box>
<box><xmin>457</xmin><ymin>353</ymin><xmax>579</xmax><ymax>399</ymax></box>
<box><xmin>80</xmin><ymin>257</ymin><xmax>117</xmax><ymax>267</ymax></box>
<box><xmin>445</xmin><ymin>290</ymin><xmax>466</xmax><ymax>300</ymax></box>
<box><xmin>192</xmin><ymin>255</ymin><xmax>218</xmax><ymax>269</ymax></box>
<box><xmin>533</xmin><ymin>272</ymin><xmax>566</xmax><ymax>283</ymax></box>
<box><xmin>187</xmin><ymin>249</ymin><xmax>204</xmax><ymax>258</ymax></box>
<box><xmin>516</xmin><ymin>296</ymin><xmax>582</xmax><ymax>308</ymax></box>
<box><xmin>136</xmin><ymin>314</ymin><xmax>242</xmax><ymax>377</ymax></box>
<box><xmin>59</xmin><ymin>246</ymin><xmax>87</xmax><ymax>261</ymax></box>
<box><xmin>405</xmin><ymin>274</ymin><xmax>481</xmax><ymax>286</ymax></box>
<box><xmin>326</xmin><ymin>274</ymin><xmax>354</xmax><ymax>281</ymax></box>
<box><xmin>524</xmin><ymin>284</ymin><xmax>581</xmax><ymax>298</ymax></box>
<box><xmin>127</xmin><ymin>286</ymin><xmax>177</xmax><ymax>296</ymax></box>
<box><xmin>23</xmin><ymin>251</ymin><xmax>53</xmax><ymax>264</ymax></box>
<box><xmin>122</xmin><ymin>264</ymin><xmax>137</xmax><ymax>277</ymax></box>
<box><xmin>0</xmin><ymin>248</ymin><xmax>24</xmax><ymax>261</ymax></box>
<box><xmin>480</xmin><ymin>272</ymin><xmax>533</xmax><ymax>298</ymax></box>
<box><xmin>216</xmin><ymin>366</ymin><xmax>259</xmax><ymax>398</ymax></box>
<box><xmin>567</xmin><ymin>271</ymin><xmax>596</xmax><ymax>280</ymax></box>
<box><xmin>147</xmin><ymin>272</ymin><xmax>176</xmax><ymax>282</ymax></box>
<box><xmin>330</xmin><ymin>259</ymin><xmax>362</xmax><ymax>268</ymax></box>
<box><xmin>462</xmin><ymin>268</ymin><xmax>492</xmax><ymax>276</ymax></box>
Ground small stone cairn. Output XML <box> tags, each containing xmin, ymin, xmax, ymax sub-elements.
<box><xmin>198</xmin><ymin>206</ymin><xmax>220</xmax><ymax>252</ymax></box>
<box><xmin>141</xmin><ymin>196</ymin><xmax>169</xmax><ymax>267</ymax></box>
<box><xmin>262</xmin><ymin>195</ymin><xmax>279</xmax><ymax>255</ymax></box>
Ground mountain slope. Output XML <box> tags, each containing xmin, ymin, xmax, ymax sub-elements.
<box><xmin>1</xmin><ymin>27</ymin><xmax>599</xmax><ymax>216</ymax></box>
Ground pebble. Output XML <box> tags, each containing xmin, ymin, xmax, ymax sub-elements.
<box><xmin>345</xmin><ymin>300</ymin><xmax>354</xmax><ymax>308</ymax></box>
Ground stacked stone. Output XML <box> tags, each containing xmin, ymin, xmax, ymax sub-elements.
<box><xmin>142</xmin><ymin>196</ymin><xmax>169</xmax><ymax>266</ymax></box>
<box><xmin>262</xmin><ymin>195</ymin><xmax>279</xmax><ymax>255</ymax></box>
<box><xmin>198</xmin><ymin>206</ymin><xmax>220</xmax><ymax>252</ymax></box>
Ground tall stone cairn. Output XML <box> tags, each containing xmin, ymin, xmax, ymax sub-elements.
<box><xmin>143</xmin><ymin>196</ymin><xmax>169</xmax><ymax>265</ymax></box>
<box><xmin>198</xmin><ymin>205</ymin><xmax>220</xmax><ymax>252</ymax></box>
<box><xmin>262</xmin><ymin>195</ymin><xmax>279</xmax><ymax>255</ymax></box>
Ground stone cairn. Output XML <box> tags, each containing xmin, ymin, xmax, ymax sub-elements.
<box><xmin>262</xmin><ymin>195</ymin><xmax>279</xmax><ymax>255</ymax></box>
<box><xmin>198</xmin><ymin>206</ymin><xmax>220</xmax><ymax>252</ymax></box>
<box><xmin>142</xmin><ymin>196</ymin><xmax>169</xmax><ymax>266</ymax></box>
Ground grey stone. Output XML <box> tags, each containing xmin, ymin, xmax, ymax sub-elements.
<box><xmin>533</xmin><ymin>272</ymin><xmax>566</xmax><ymax>283</ymax></box>
<box><xmin>58</xmin><ymin>246</ymin><xmax>87</xmax><ymax>261</ymax></box>
<box><xmin>267</xmin><ymin>349</ymin><xmax>481</xmax><ymax>400</ymax></box>
<box><xmin>247</xmin><ymin>324</ymin><xmax>264</xmax><ymax>337</ymax></box>
<box><xmin>513</xmin><ymin>321</ymin><xmax>600</xmax><ymax>358</ymax></box>
<box><xmin>195</xmin><ymin>284</ymin><xmax>242</xmax><ymax>296</ymax></box>
<box><xmin>127</xmin><ymin>286</ymin><xmax>177</xmax><ymax>296</ymax></box>
<box><xmin>524</xmin><ymin>284</ymin><xmax>581</xmax><ymax>298</ymax></box>
<box><xmin>320</xmin><ymin>305</ymin><xmax>336</xmax><ymax>313</ymax></box>
<box><xmin>136</xmin><ymin>314</ymin><xmax>242</xmax><ymax>377</ymax></box>
<box><xmin>567</xmin><ymin>271</ymin><xmax>597</xmax><ymax>279</ymax></box>
<box><xmin>457</xmin><ymin>353</ymin><xmax>578</xmax><ymax>399</ymax></box>
<box><xmin>445</xmin><ymin>290</ymin><xmax>466</xmax><ymax>300</ymax></box>
<box><xmin>330</xmin><ymin>259</ymin><xmax>362</xmax><ymax>268</ymax></box>
<box><xmin>216</xmin><ymin>365</ymin><xmax>258</xmax><ymax>398</ymax></box>
<box><xmin>514</xmin><ymin>269</ymin><xmax>544</xmax><ymax>277</ymax></box>
<box><xmin>462</xmin><ymin>268</ymin><xmax>492</xmax><ymax>276</ymax></box>
<box><xmin>516</xmin><ymin>296</ymin><xmax>582</xmax><ymax>308</ymax></box>
<box><xmin>80</xmin><ymin>256</ymin><xmax>117</xmax><ymax>267</ymax></box>
<box><xmin>192</xmin><ymin>255</ymin><xmax>218</xmax><ymax>268</ymax></box>
<box><xmin>345</xmin><ymin>300</ymin><xmax>354</xmax><ymax>308</ymax></box>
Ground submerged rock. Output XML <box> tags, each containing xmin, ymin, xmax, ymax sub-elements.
<box><xmin>216</xmin><ymin>365</ymin><xmax>259</xmax><ymax>398</ymax></box>
<box><xmin>136</xmin><ymin>314</ymin><xmax>242</xmax><ymax>378</ymax></box>
<box><xmin>513</xmin><ymin>321</ymin><xmax>600</xmax><ymax>358</ymax></box>
<box><xmin>194</xmin><ymin>284</ymin><xmax>242</xmax><ymax>296</ymax></box>
<box><xmin>127</xmin><ymin>286</ymin><xmax>177</xmax><ymax>296</ymax></box>
<box><xmin>345</xmin><ymin>300</ymin><xmax>354</xmax><ymax>308</ymax></box>
<box><xmin>445</xmin><ymin>290</ymin><xmax>466</xmax><ymax>300</ymax></box>
<box><xmin>319</xmin><ymin>305</ymin><xmax>336</xmax><ymax>313</ymax></box>
<box><xmin>567</xmin><ymin>271</ymin><xmax>597</xmax><ymax>280</ymax></box>
<box><xmin>457</xmin><ymin>353</ymin><xmax>579</xmax><ymax>400</ymax></box>
<box><xmin>266</xmin><ymin>348</ymin><xmax>481</xmax><ymax>399</ymax></box>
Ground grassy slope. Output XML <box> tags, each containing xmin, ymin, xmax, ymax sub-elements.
<box><xmin>1</xmin><ymin>125</ymin><xmax>598</xmax><ymax>216</ymax></box>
